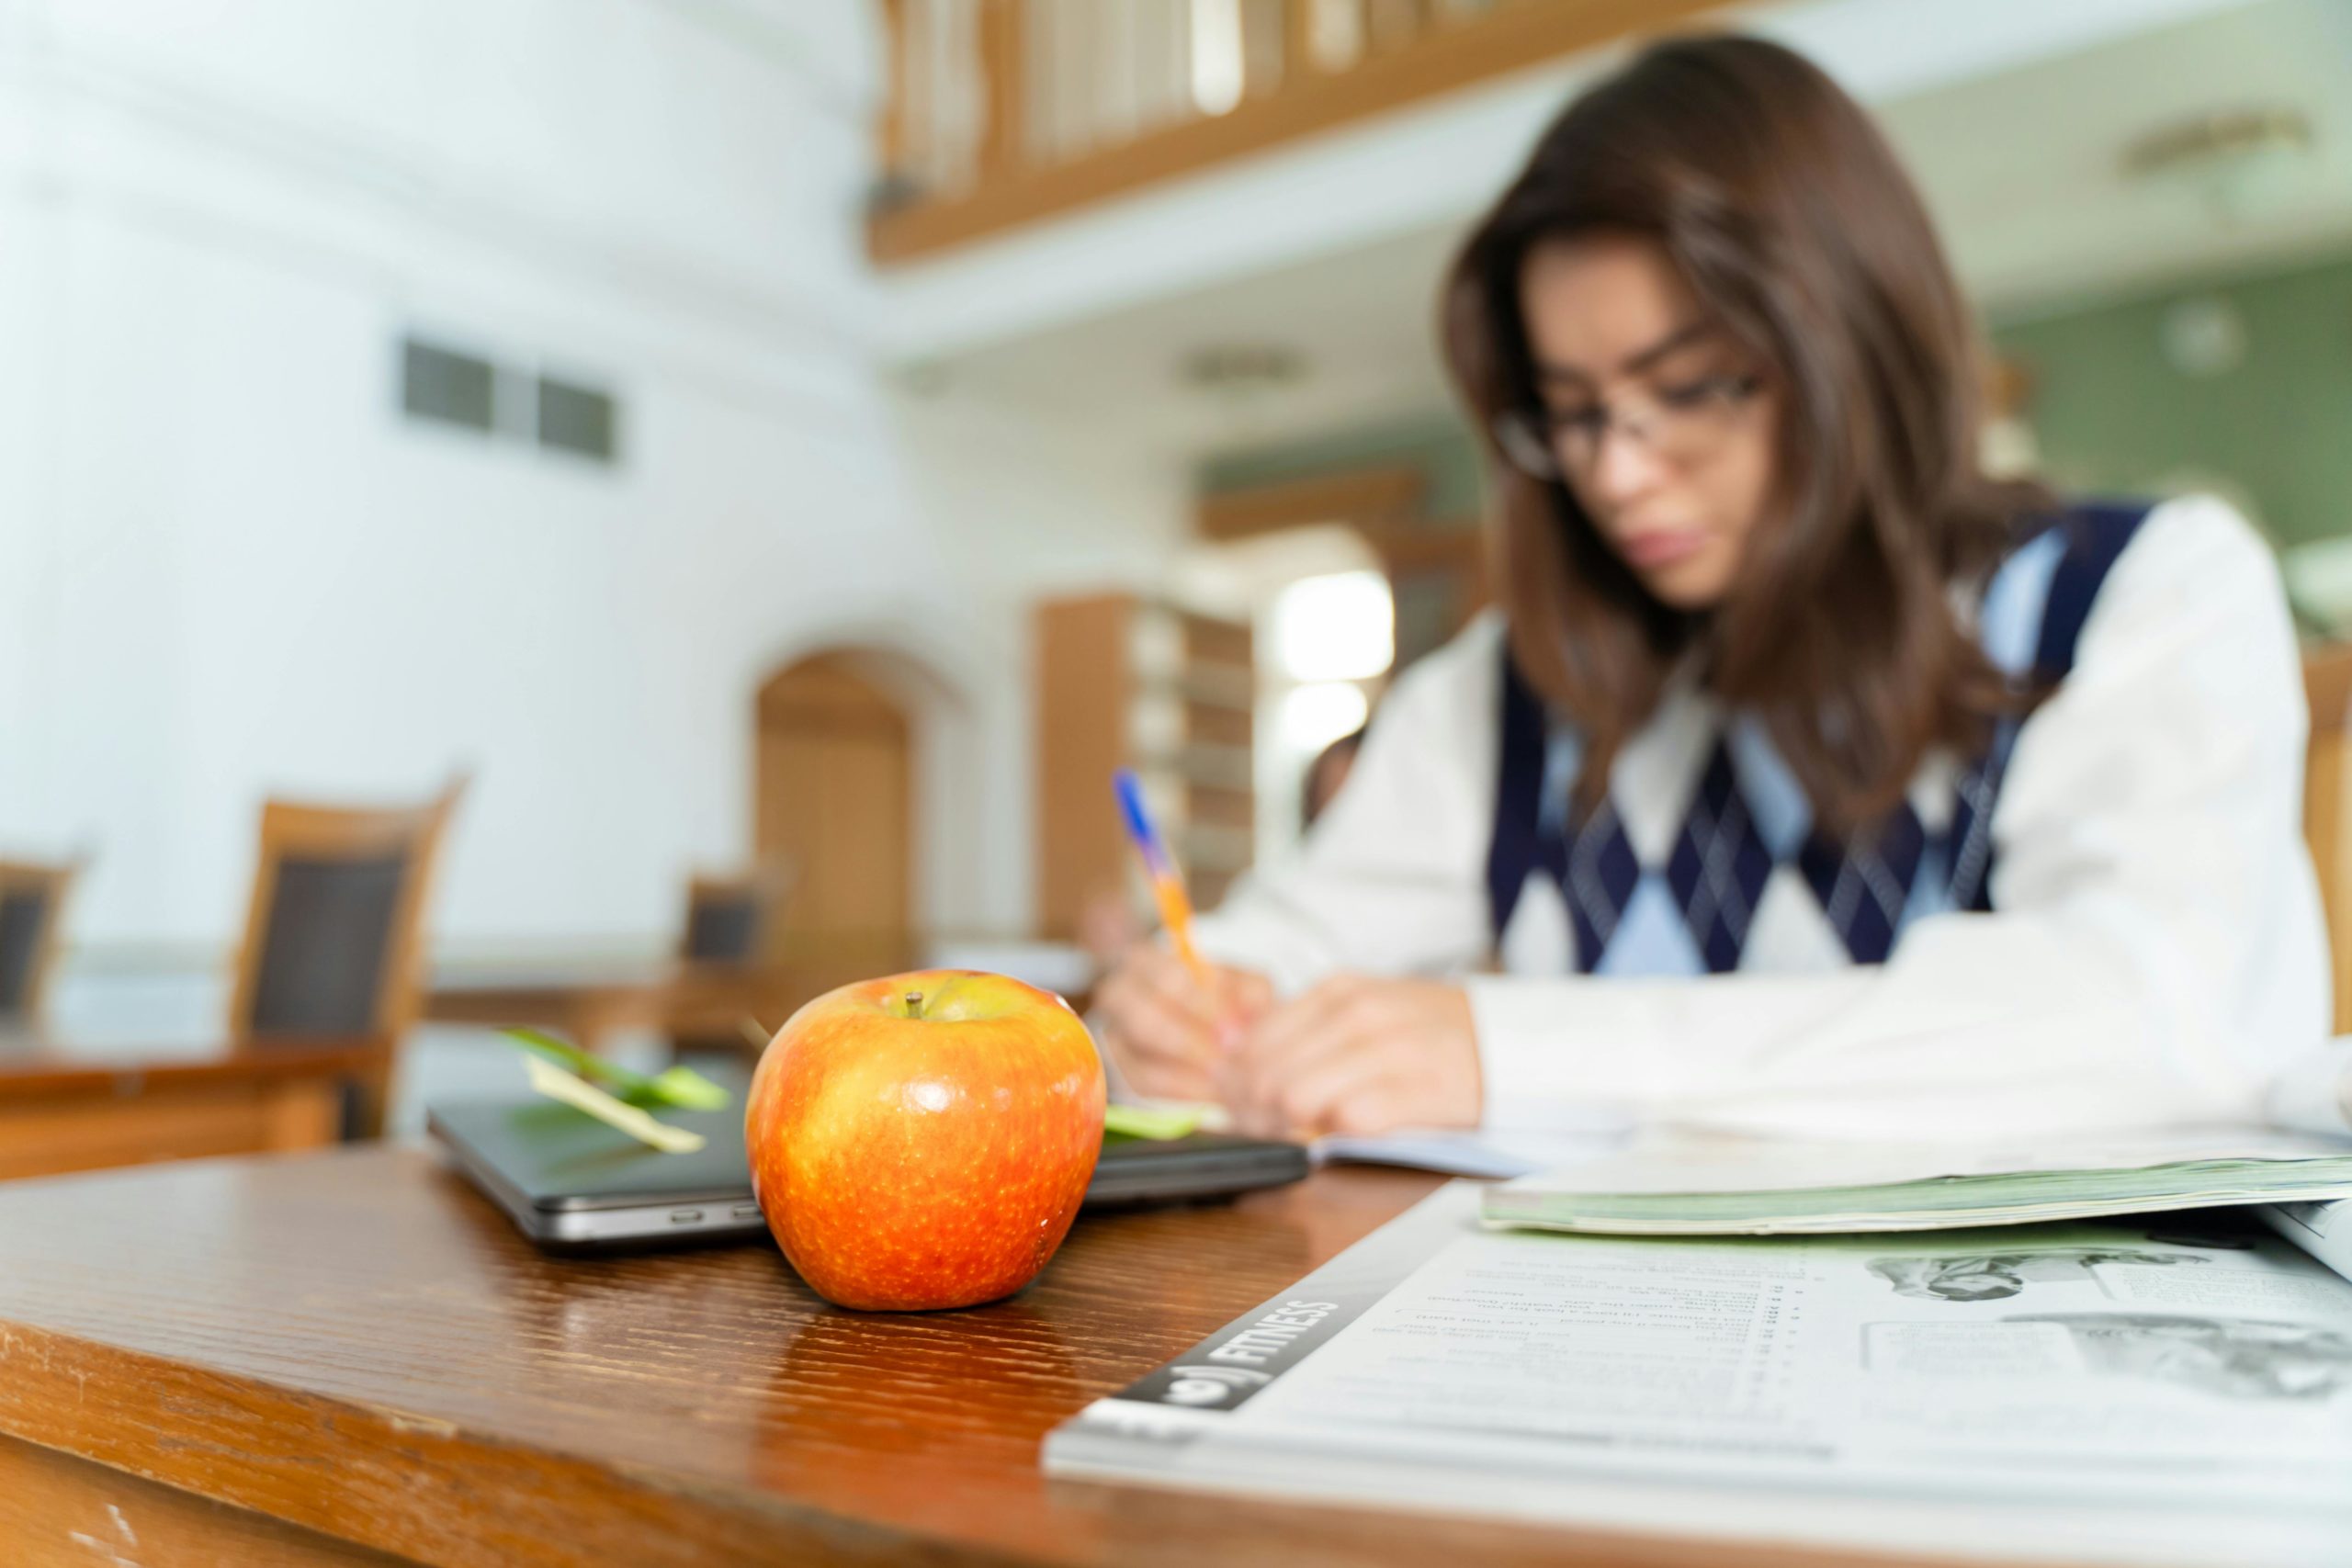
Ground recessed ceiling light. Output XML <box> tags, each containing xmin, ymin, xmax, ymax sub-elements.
<box><xmin>2120</xmin><ymin>107</ymin><xmax>2317</xmax><ymax>223</ymax></box>
<box><xmin>2122</xmin><ymin>107</ymin><xmax>2313</xmax><ymax>180</ymax></box>
<box><xmin>1181</xmin><ymin>344</ymin><xmax>1307</xmax><ymax>395</ymax></box>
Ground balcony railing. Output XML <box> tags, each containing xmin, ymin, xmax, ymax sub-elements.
<box><xmin>870</xmin><ymin>0</ymin><xmax>1736</xmax><ymax>263</ymax></box>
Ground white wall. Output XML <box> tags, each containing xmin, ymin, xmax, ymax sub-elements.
<box><xmin>884</xmin><ymin>392</ymin><xmax>1190</xmax><ymax>933</ymax></box>
<box><xmin>0</xmin><ymin>0</ymin><xmax>1187</xmax><ymax>965</ymax></box>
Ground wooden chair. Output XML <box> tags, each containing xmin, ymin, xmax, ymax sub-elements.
<box><xmin>227</xmin><ymin>779</ymin><xmax>466</xmax><ymax>1135</ymax></box>
<box><xmin>0</xmin><ymin>858</ymin><xmax>82</xmax><ymax>1031</ymax></box>
<box><xmin>679</xmin><ymin>863</ymin><xmax>794</xmax><ymax>970</ymax></box>
<box><xmin>668</xmin><ymin>863</ymin><xmax>795</xmax><ymax>1053</ymax></box>
<box><xmin>2304</xmin><ymin>644</ymin><xmax>2352</xmax><ymax>1034</ymax></box>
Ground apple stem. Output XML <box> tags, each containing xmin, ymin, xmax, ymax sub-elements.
<box><xmin>905</xmin><ymin>989</ymin><xmax>923</xmax><ymax>1019</ymax></box>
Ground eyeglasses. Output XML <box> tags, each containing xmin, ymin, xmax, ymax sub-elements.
<box><xmin>1492</xmin><ymin>371</ymin><xmax>1763</xmax><ymax>482</ymax></box>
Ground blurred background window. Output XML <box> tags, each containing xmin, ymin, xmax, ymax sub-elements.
<box><xmin>1269</xmin><ymin>567</ymin><xmax>1390</xmax><ymax>841</ymax></box>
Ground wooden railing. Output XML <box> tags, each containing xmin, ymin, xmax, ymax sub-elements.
<box><xmin>870</xmin><ymin>0</ymin><xmax>1737</xmax><ymax>264</ymax></box>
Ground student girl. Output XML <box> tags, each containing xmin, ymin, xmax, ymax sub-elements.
<box><xmin>1093</xmin><ymin>35</ymin><xmax>2332</xmax><ymax>1144</ymax></box>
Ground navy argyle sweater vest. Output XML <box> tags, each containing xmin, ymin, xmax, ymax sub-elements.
<box><xmin>1485</xmin><ymin>502</ymin><xmax>2152</xmax><ymax>976</ymax></box>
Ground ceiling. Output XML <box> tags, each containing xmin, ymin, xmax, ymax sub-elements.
<box><xmin>1885</xmin><ymin>0</ymin><xmax>2352</xmax><ymax>315</ymax></box>
<box><xmin>898</xmin><ymin>0</ymin><xmax>2352</xmax><ymax>468</ymax></box>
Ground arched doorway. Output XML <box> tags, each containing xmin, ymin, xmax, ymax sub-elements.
<box><xmin>753</xmin><ymin>653</ymin><xmax>913</xmax><ymax>979</ymax></box>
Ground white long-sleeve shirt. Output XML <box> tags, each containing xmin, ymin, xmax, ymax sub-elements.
<box><xmin>1193</xmin><ymin>495</ymin><xmax>2343</xmax><ymax>1142</ymax></box>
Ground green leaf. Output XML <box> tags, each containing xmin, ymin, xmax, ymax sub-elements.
<box><xmin>1102</xmin><ymin>1103</ymin><xmax>1206</xmax><ymax>1141</ymax></box>
<box><xmin>522</xmin><ymin>1055</ymin><xmax>706</xmax><ymax>1155</ymax></box>
<box><xmin>501</xmin><ymin>1027</ymin><xmax>731</xmax><ymax>1112</ymax></box>
<box><xmin>644</xmin><ymin>1065</ymin><xmax>730</xmax><ymax>1111</ymax></box>
<box><xmin>506</xmin><ymin>1026</ymin><xmax>614</xmax><ymax>1081</ymax></box>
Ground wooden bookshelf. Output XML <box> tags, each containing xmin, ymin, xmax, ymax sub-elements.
<box><xmin>1035</xmin><ymin>593</ymin><xmax>1256</xmax><ymax>939</ymax></box>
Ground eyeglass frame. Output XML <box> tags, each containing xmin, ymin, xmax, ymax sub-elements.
<box><xmin>1491</xmin><ymin>369</ymin><xmax>1766</xmax><ymax>483</ymax></box>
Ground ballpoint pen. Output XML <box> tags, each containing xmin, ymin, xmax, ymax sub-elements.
<box><xmin>1111</xmin><ymin>767</ymin><xmax>1218</xmax><ymax>1005</ymax></box>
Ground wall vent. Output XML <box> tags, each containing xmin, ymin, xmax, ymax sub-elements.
<box><xmin>537</xmin><ymin>376</ymin><xmax>619</xmax><ymax>461</ymax></box>
<box><xmin>401</xmin><ymin>339</ymin><xmax>496</xmax><ymax>433</ymax></box>
<box><xmin>399</xmin><ymin>334</ymin><xmax>621</xmax><ymax>468</ymax></box>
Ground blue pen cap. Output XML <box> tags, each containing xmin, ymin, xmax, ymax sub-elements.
<box><xmin>1112</xmin><ymin>768</ymin><xmax>1170</xmax><ymax>874</ymax></box>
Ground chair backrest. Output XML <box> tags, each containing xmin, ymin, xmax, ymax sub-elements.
<box><xmin>679</xmin><ymin>863</ymin><xmax>793</xmax><ymax>967</ymax></box>
<box><xmin>0</xmin><ymin>859</ymin><xmax>81</xmax><ymax>1027</ymax></box>
<box><xmin>2303</xmin><ymin>644</ymin><xmax>2352</xmax><ymax>1034</ymax></box>
<box><xmin>229</xmin><ymin>781</ymin><xmax>465</xmax><ymax>1043</ymax></box>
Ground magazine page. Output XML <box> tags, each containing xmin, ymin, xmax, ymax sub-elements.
<box><xmin>1049</xmin><ymin>1185</ymin><xmax>2352</xmax><ymax>1567</ymax></box>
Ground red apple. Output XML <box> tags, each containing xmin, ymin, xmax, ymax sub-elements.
<box><xmin>745</xmin><ymin>969</ymin><xmax>1105</xmax><ymax>1312</ymax></box>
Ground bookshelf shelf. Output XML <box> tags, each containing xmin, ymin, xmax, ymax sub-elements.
<box><xmin>1035</xmin><ymin>593</ymin><xmax>1256</xmax><ymax>937</ymax></box>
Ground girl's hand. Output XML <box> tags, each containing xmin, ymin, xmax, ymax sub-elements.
<box><xmin>1227</xmin><ymin>975</ymin><xmax>1481</xmax><ymax>1138</ymax></box>
<box><xmin>1092</xmin><ymin>945</ymin><xmax>1272</xmax><ymax>1103</ymax></box>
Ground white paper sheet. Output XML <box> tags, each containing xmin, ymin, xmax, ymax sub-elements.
<box><xmin>1049</xmin><ymin>1184</ymin><xmax>2352</xmax><ymax>1566</ymax></box>
<box><xmin>1315</xmin><ymin>1122</ymin><xmax>1628</xmax><ymax>1179</ymax></box>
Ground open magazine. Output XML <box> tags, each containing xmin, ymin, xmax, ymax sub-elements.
<box><xmin>1047</xmin><ymin>1184</ymin><xmax>2352</xmax><ymax>1567</ymax></box>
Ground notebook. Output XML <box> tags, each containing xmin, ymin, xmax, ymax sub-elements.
<box><xmin>1479</xmin><ymin>1124</ymin><xmax>2352</xmax><ymax>1235</ymax></box>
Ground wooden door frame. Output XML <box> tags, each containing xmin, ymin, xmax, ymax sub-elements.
<box><xmin>752</xmin><ymin>650</ymin><xmax>921</xmax><ymax>978</ymax></box>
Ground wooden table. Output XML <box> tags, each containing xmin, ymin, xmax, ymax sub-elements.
<box><xmin>425</xmin><ymin>964</ymin><xmax>797</xmax><ymax>1053</ymax></box>
<box><xmin>0</xmin><ymin>1148</ymin><xmax>1918</xmax><ymax>1568</ymax></box>
<box><xmin>0</xmin><ymin>1028</ymin><xmax>381</xmax><ymax>1182</ymax></box>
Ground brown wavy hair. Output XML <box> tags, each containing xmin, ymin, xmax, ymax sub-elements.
<box><xmin>1443</xmin><ymin>34</ymin><xmax>2047</xmax><ymax>833</ymax></box>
